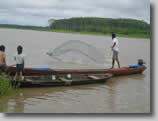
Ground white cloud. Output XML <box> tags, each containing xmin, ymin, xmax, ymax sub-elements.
<box><xmin>0</xmin><ymin>0</ymin><xmax>150</xmax><ymax>26</ymax></box>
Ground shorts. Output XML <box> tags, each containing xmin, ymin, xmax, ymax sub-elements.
<box><xmin>16</xmin><ymin>64</ymin><xmax>23</xmax><ymax>72</ymax></box>
<box><xmin>0</xmin><ymin>64</ymin><xmax>7</xmax><ymax>72</ymax></box>
<box><xmin>112</xmin><ymin>50</ymin><xmax>119</xmax><ymax>60</ymax></box>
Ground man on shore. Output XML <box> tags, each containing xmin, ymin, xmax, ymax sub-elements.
<box><xmin>111</xmin><ymin>33</ymin><xmax>120</xmax><ymax>69</ymax></box>
<box><xmin>0</xmin><ymin>45</ymin><xmax>7</xmax><ymax>72</ymax></box>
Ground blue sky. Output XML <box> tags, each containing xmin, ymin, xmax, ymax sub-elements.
<box><xmin>0</xmin><ymin>0</ymin><xmax>150</xmax><ymax>26</ymax></box>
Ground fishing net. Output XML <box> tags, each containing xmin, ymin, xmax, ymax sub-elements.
<box><xmin>46</xmin><ymin>40</ymin><xmax>105</xmax><ymax>65</ymax></box>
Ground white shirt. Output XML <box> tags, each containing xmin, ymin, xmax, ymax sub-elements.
<box><xmin>112</xmin><ymin>38</ymin><xmax>119</xmax><ymax>52</ymax></box>
<box><xmin>14</xmin><ymin>53</ymin><xmax>25</xmax><ymax>64</ymax></box>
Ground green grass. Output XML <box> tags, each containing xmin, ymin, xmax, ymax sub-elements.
<box><xmin>51</xmin><ymin>29</ymin><xmax>150</xmax><ymax>39</ymax></box>
<box><xmin>0</xmin><ymin>27</ymin><xmax>150</xmax><ymax>39</ymax></box>
<box><xmin>0</xmin><ymin>73</ymin><xmax>16</xmax><ymax>97</ymax></box>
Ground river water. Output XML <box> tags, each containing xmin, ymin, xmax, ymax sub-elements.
<box><xmin>0</xmin><ymin>29</ymin><xmax>150</xmax><ymax>113</ymax></box>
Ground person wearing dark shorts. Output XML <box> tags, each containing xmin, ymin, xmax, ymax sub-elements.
<box><xmin>16</xmin><ymin>64</ymin><xmax>23</xmax><ymax>73</ymax></box>
<box><xmin>0</xmin><ymin>65</ymin><xmax>7</xmax><ymax>73</ymax></box>
<box><xmin>13</xmin><ymin>45</ymin><xmax>25</xmax><ymax>81</ymax></box>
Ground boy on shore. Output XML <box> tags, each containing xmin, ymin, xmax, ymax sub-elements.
<box><xmin>13</xmin><ymin>45</ymin><xmax>25</xmax><ymax>81</ymax></box>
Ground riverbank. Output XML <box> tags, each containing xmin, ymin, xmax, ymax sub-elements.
<box><xmin>0</xmin><ymin>73</ymin><xmax>16</xmax><ymax>97</ymax></box>
<box><xmin>50</xmin><ymin>29</ymin><xmax>150</xmax><ymax>39</ymax></box>
<box><xmin>0</xmin><ymin>27</ymin><xmax>149</xmax><ymax>39</ymax></box>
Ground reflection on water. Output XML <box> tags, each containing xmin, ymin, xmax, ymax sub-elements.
<box><xmin>0</xmin><ymin>29</ymin><xmax>150</xmax><ymax>113</ymax></box>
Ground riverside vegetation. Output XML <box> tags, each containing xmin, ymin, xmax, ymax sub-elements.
<box><xmin>0</xmin><ymin>73</ymin><xmax>16</xmax><ymax>97</ymax></box>
<box><xmin>0</xmin><ymin>17</ymin><xmax>150</xmax><ymax>38</ymax></box>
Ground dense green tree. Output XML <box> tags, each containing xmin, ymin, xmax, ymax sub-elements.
<box><xmin>49</xmin><ymin>17</ymin><xmax>150</xmax><ymax>37</ymax></box>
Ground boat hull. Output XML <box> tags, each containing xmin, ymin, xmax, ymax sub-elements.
<box><xmin>11</xmin><ymin>74</ymin><xmax>112</xmax><ymax>88</ymax></box>
<box><xmin>6</xmin><ymin>66</ymin><xmax>146</xmax><ymax>76</ymax></box>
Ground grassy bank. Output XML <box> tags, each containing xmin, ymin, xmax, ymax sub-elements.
<box><xmin>0</xmin><ymin>26</ymin><xmax>150</xmax><ymax>39</ymax></box>
<box><xmin>50</xmin><ymin>29</ymin><xmax>150</xmax><ymax>39</ymax></box>
<box><xmin>0</xmin><ymin>73</ymin><xmax>16</xmax><ymax>97</ymax></box>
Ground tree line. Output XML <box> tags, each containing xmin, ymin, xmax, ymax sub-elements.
<box><xmin>0</xmin><ymin>24</ymin><xmax>47</xmax><ymax>30</ymax></box>
<box><xmin>49</xmin><ymin>17</ymin><xmax>150</xmax><ymax>37</ymax></box>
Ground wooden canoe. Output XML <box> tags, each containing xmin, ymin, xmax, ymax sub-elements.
<box><xmin>10</xmin><ymin>74</ymin><xmax>112</xmax><ymax>87</ymax></box>
<box><xmin>6</xmin><ymin>65</ymin><xmax>146</xmax><ymax>76</ymax></box>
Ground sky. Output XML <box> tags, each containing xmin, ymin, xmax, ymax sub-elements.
<box><xmin>0</xmin><ymin>0</ymin><xmax>150</xmax><ymax>26</ymax></box>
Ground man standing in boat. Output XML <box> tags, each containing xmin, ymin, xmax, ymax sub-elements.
<box><xmin>111</xmin><ymin>33</ymin><xmax>120</xmax><ymax>69</ymax></box>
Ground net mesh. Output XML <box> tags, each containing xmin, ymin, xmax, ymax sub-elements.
<box><xmin>46</xmin><ymin>40</ymin><xmax>105</xmax><ymax>64</ymax></box>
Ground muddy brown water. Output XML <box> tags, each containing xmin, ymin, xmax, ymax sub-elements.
<box><xmin>0</xmin><ymin>29</ymin><xmax>150</xmax><ymax>113</ymax></box>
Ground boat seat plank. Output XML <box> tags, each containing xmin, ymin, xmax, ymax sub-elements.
<box><xmin>88</xmin><ymin>75</ymin><xmax>100</xmax><ymax>80</ymax></box>
<box><xmin>59</xmin><ymin>77</ymin><xmax>73</xmax><ymax>85</ymax></box>
<box><xmin>25</xmin><ymin>79</ymin><xmax>32</xmax><ymax>82</ymax></box>
<box><xmin>59</xmin><ymin>77</ymin><xmax>72</xmax><ymax>82</ymax></box>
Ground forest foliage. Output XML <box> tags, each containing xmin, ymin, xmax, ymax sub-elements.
<box><xmin>49</xmin><ymin>17</ymin><xmax>150</xmax><ymax>38</ymax></box>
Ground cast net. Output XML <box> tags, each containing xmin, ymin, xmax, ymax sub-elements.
<box><xmin>46</xmin><ymin>40</ymin><xmax>105</xmax><ymax>65</ymax></box>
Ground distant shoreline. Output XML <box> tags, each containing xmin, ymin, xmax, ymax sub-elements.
<box><xmin>0</xmin><ymin>27</ymin><xmax>150</xmax><ymax>39</ymax></box>
<box><xmin>0</xmin><ymin>17</ymin><xmax>150</xmax><ymax>39</ymax></box>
